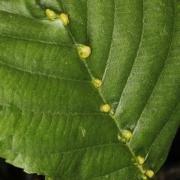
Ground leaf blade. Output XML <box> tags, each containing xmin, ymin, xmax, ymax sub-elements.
<box><xmin>0</xmin><ymin>0</ymin><xmax>179</xmax><ymax>179</ymax></box>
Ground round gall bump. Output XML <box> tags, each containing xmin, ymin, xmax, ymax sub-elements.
<box><xmin>77</xmin><ymin>44</ymin><xmax>91</xmax><ymax>59</ymax></box>
<box><xmin>141</xmin><ymin>175</ymin><xmax>148</xmax><ymax>180</ymax></box>
<box><xmin>145</xmin><ymin>170</ymin><xmax>154</xmax><ymax>178</ymax></box>
<box><xmin>117</xmin><ymin>133</ymin><xmax>121</xmax><ymax>141</ymax></box>
<box><xmin>117</xmin><ymin>133</ymin><xmax>126</xmax><ymax>143</ymax></box>
<box><xmin>121</xmin><ymin>130</ymin><xmax>132</xmax><ymax>142</ymax></box>
<box><xmin>136</xmin><ymin>156</ymin><xmax>145</xmax><ymax>165</ymax></box>
<box><xmin>92</xmin><ymin>79</ymin><xmax>102</xmax><ymax>89</ymax></box>
<box><xmin>100</xmin><ymin>104</ymin><xmax>111</xmax><ymax>113</ymax></box>
<box><xmin>59</xmin><ymin>13</ymin><xmax>69</xmax><ymax>26</ymax></box>
<box><xmin>45</xmin><ymin>9</ymin><xmax>57</xmax><ymax>20</ymax></box>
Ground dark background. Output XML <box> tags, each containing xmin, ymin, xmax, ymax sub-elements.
<box><xmin>0</xmin><ymin>129</ymin><xmax>179</xmax><ymax>180</ymax></box>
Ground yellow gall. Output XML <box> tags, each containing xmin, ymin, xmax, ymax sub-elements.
<box><xmin>45</xmin><ymin>9</ymin><xmax>57</xmax><ymax>20</ymax></box>
<box><xmin>100</xmin><ymin>104</ymin><xmax>111</xmax><ymax>113</ymax></box>
<box><xmin>77</xmin><ymin>44</ymin><xmax>91</xmax><ymax>59</ymax></box>
<box><xmin>92</xmin><ymin>79</ymin><xmax>102</xmax><ymax>89</ymax></box>
<box><xmin>136</xmin><ymin>156</ymin><xmax>145</xmax><ymax>165</ymax></box>
<box><xmin>145</xmin><ymin>170</ymin><xmax>155</xmax><ymax>178</ymax></box>
<box><xmin>121</xmin><ymin>130</ymin><xmax>132</xmax><ymax>142</ymax></box>
<box><xmin>59</xmin><ymin>13</ymin><xmax>69</xmax><ymax>26</ymax></box>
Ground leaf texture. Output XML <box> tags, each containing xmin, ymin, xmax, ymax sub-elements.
<box><xmin>0</xmin><ymin>0</ymin><xmax>179</xmax><ymax>179</ymax></box>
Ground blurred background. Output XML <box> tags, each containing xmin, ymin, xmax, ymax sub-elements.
<box><xmin>0</xmin><ymin>129</ymin><xmax>179</xmax><ymax>180</ymax></box>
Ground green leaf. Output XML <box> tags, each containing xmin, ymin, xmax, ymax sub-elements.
<box><xmin>0</xmin><ymin>0</ymin><xmax>179</xmax><ymax>179</ymax></box>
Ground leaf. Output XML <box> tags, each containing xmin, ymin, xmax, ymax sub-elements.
<box><xmin>0</xmin><ymin>0</ymin><xmax>179</xmax><ymax>179</ymax></box>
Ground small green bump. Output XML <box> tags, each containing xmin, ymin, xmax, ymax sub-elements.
<box><xmin>145</xmin><ymin>169</ymin><xmax>155</xmax><ymax>178</ymax></box>
<box><xmin>121</xmin><ymin>130</ymin><xmax>133</xmax><ymax>142</ymax></box>
<box><xmin>117</xmin><ymin>133</ymin><xmax>121</xmax><ymax>141</ymax></box>
<box><xmin>77</xmin><ymin>44</ymin><xmax>91</xmax><ymax>59</ymax></box>
<box><xmin>45</xmin><ymin>9</ymin><xmax>57</xmax><ymax>20</ymax></box>
<box><xmin>100</xmin><ymin>104</ymin><xmax>111</xmax><ymax>113</ymax></box>
<box><xmin>141</xmin><ymin>175</ymin><xmax>148</xmax><ymax>180</ymax></box>
<box><xmin>110</xmin><ymin>110</ymin><xmax>115</xmax><ymax>116</ymax></box>
<box><xmin>136</xmin><ymin>156</ymin><xmax>145</xmax><ymax>165</ymax></box>
<box><xmin>58</xmin><ymin>13</ymin><xmax>69</xmax><ymax>26</ymax></box>
<box><xmin>92</xmin><ymin>78</ymin><xmax>102</xmax><ymax>89</ymax></box>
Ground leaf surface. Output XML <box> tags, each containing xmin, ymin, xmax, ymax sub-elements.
<box><xmin>0</xmin><ymin>0</ymin><xmax>179</xmax><ymax>179</ymax></box>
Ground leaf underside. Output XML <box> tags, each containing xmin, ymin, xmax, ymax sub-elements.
<box><xmin>0</xmin><ymin>0</ymin><xmax>179</xmax><ymax>179</ymax></box>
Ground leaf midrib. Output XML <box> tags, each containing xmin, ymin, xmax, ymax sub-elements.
<box><xmin>57</xmin><ymin>0</ymin><xmax>145</xmax><ymax>176</ymax></box>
